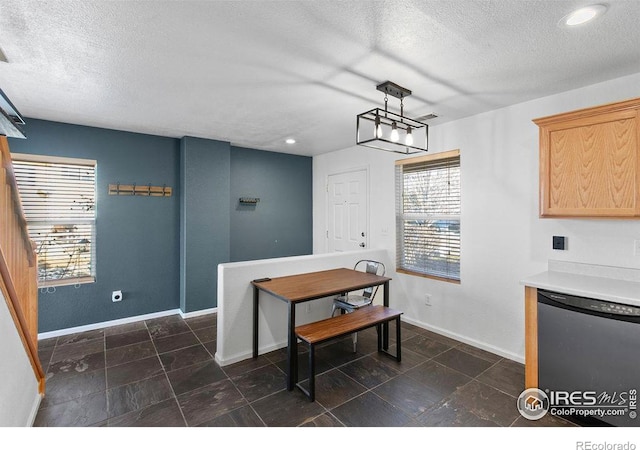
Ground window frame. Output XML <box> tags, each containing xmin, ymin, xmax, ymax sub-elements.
<box><xmin>11</xmin><ymin>153</ymin><xmax>97</xmax><ymax>287</ymax></box>
<box><xmin>395</xmin><ymin>149</ymin><xmax>461</xmax><ymax>284</ymax></box>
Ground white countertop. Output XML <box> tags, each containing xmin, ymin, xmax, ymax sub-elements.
<box><xmin>520</xmin><ymin>261</ymin><xmax>640</xmax><ymax>307</ymax></box>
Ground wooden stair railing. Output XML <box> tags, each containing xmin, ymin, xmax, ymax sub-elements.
<box><xmin>0</xmin><ymin>135</ymin><xmax>45</xmax><ymax>394</ymax></box>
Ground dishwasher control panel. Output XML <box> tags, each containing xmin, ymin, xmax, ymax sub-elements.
<box><xmin>540</xmin><ymin>290</ymin><xmax>640</xmax><ymax>317</ymax></box>
<box><xmin>591</xmin><ymin>302</ymin><xmax>640</xmax><ymax>316</ymax></box>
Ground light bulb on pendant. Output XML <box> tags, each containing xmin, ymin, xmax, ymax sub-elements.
<box><xmin>374</xmin><ymin>114</ymin><xmax>383</xmax><ymax>139</ymax></box>
<box><xmin>405</xmin><ymin>126</ymin><xmax>413</xmax><ymax>146</ymax></box>
<box><xmin>390</xmin><ymin>121</ymin><xmax>399</xmax><ymax>142</ymax></box>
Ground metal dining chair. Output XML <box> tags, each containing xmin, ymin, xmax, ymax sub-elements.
<box><xmin>331</xmin><ymin>259</ymin><xmax>386</xmax><ymax>351</ymax></box>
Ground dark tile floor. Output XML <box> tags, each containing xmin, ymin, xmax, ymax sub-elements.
<box><xmin>34</xmin><ymin>313</ymin><xmax>576</xmax><ymax>427</ymax></box>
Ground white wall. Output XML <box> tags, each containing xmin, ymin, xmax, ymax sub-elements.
<box><xmin>313</xmin><ymin>72</ymin><xmax>640</xmax><ymax>362</ymax></box>
<box><xmin>216</xmin><ymin>249</ymin><xmax>391</xmax><ymax>366</ymax></box>
<box><xmin>0</xmin><ymin>290</ymin><xmax>41</xmax><ymax>426</ymax></box>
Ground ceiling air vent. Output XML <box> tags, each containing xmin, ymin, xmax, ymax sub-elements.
<box><xmin>415</xmin><ymin>113</ymin><xmax>438</xmax><ymax>121</ymax></box>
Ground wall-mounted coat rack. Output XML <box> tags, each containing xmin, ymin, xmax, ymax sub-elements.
<box><xmin>108</xmin><ymin>183</ymin><xmax>172</xmax><ymax>197</ymax></box>
<box><xmin>239</xmin><ymin>197</ymin><xmax>260</xmax><ymax>204</ymax></box>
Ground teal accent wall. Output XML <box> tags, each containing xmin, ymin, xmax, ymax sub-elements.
<box><xmin>180</xmin><ymin>137</ymin><xmax>230</xmax><ymax>313</ymax></box>
<box><xmin>9</xmin><ymin>119</ymin><xmax>312</xmax><ymax>332</ymax></box>
<box><xmin>9</xmin><ymin>119</ymin><xmax>181</xmax><ymax>332</ymax></box>
<box><xmin>230</xmin><ymin>146</ymin><xmax>312</xmax><ymax>261</ymax></box>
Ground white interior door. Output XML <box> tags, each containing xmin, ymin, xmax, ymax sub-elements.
<box><xmin>327</xmin><ymin>169</ymin><xmax>368</xmax><ymax>252</ymax></box>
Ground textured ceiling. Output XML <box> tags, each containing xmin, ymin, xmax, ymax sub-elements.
<box><xmin>1</xmin><ymin>0</ymin><xmax>639</xmax><ymax>156</ymax></box>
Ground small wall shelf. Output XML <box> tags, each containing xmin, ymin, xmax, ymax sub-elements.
<box><xmin>239</xmin><ymin>197</ymin><xmax>260</xmax><ymax>204</ymax></box>
<box><xmin>108</xmin><ymin>183</ymin><xmax>172</xmax><ymax>197</ymax></box>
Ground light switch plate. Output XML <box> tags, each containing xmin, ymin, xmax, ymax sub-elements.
<box><xmin>553</xmin><ymin>236</ymin><xmax>566</xmax><ymax>250</ymax></box>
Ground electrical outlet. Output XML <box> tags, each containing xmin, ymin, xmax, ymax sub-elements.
<box><xmin>305</xmin><ymin>304</ymin><xmax>311</xmax><ymax>314</ymax></box>
<box><xmin>424</xmin><ymin>293</ymin><xmax>432</xmax><ymax>306</ymax></box>
<box><xmin>634</xmin><ymin>239</ymin><xmax>640</xmax><ymax>256</ymax></box>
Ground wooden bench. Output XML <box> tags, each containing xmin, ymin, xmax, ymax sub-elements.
<box><xmin>294</xmin><ymin>305</ymin><xmax>403</xmax><ymax>401</ymax></box>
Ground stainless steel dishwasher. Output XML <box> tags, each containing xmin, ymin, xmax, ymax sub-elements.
<box><xmin>537</xmin><ymin>289</ymin><xmax>640</xmax><ymax>427</ymax></box>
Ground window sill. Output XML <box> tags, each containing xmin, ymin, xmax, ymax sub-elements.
<box><xmin>38</xmin><ymin>276</ymin><xmax>95</xmax><ymax>288</ymax></box>
<box><xmin>396</xmin><ymin>268</ymin><xmax>461</xmax><ymax>284</ymax></box>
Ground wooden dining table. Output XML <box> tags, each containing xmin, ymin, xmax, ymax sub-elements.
<box><xmin>251</xmin><ymin>267</ymin><xmax>392</xmax><ymax>391</ymax></box>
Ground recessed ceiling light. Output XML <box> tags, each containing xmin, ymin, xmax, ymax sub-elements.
<box><xmin>561</xmin><ymin>4</ymin><xmax>607</xmax><ymax>27</ymax></box>
<box><xmin>285</xmin><ymin>138</ymin><xmax>296</xmax><ymax>144</ymax></box>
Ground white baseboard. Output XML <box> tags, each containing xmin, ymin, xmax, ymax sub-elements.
<box><xmin>179</xmin><ymin>307</ymin><xmax>217</xmax><ymax>319</ymax></box>
<box><xmin>402</xmin><ymin>316</ymin><xmax>524</xmax><ymax>364</ymax></box>
<box><xmin>27</xmin><ymin>392</ymin><xmax>43</xmax><ymax>426</ymax></box>
<box><xmin>215</xmin><ymin>339</ymin><xmax>286</xmax><ymax>367</ymax></box>
<box><xmin>37</xmin><ymin>308</ymin><xmax>182</xmax><ymax>340</ymax></box>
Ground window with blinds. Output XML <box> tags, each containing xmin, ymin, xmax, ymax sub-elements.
<box><xmin>11</xmin><ymin>154</ymin><xmax>97</xmax><ymax>286</ymax></box>
<box><xmin>395</xmin><ymin>149</ymin><xmax>460</xmax><ymax>282</ymax></box>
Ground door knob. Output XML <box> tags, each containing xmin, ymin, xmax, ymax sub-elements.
<box><xmin>359</xmin><ymin>242</ymin><xmax>366</xmax><ymax>247</ymax></box>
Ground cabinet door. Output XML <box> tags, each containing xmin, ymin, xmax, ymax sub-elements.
<box><xmin>538</xmin><ymin>107</ymin><xmax>639</xmax><ymax>217</ymax></box>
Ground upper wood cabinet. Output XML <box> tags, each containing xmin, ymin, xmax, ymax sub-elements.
<box><xmin>534</xmin><ymin>97</ymin><xmax>640</xmax><ymax>218</ymax></box>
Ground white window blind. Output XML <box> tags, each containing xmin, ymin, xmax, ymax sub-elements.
<box><xmin>12</xmin><ymin>154</ymin><xmax>97</xmax><ymax>286</ymax></box>
<box><xmin>395</xmin><ymin>150</ymin><xmax>460</xmax><ymax>282</ymax></box>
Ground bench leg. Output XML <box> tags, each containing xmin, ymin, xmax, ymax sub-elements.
<box><xmin>294</xmin><ymin>340</ymin><xmax>316</xmax><ymax>402</ymax></box>
<box><xmin>376</xmin><ymin>319</ymin><xmax>401</xmax><ymax>362</ymax></box>
<box><xmin>395</xmin><ymin>316</ymin><xmax>402</xmax><ymax>362</ymax></box>
<box><xmin>308</xmin><ymin>344</ymin><xmax>315</xmax><ymax>402</ymax></box>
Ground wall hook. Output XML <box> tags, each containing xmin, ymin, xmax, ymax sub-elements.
<box><xmin>108</xmin><ymin>182</ymin><xmax>172</xmax><ymax>197</ymax></box>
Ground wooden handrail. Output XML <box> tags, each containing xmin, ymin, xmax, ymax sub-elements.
<box><xmin>0</xmin><ymin>136</ymin><xmax>45</xmax><ymax>394</ymax></box>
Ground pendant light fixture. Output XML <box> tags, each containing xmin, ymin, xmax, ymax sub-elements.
<box><xmin>356</xmin><ymin>81</ymin><xmax>428</xmax><ymax>154</ymax></box>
